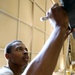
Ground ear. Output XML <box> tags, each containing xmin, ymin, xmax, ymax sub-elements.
<box><xmin>5</xmin><ymin>53</ymin><xmax>10</xmax><ymax>59</ymax></box>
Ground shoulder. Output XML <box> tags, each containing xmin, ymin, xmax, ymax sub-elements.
<box><xmin>0</xmin><ymin>66</ymin><xmax>14</xmax><ymax>75</ymax></box>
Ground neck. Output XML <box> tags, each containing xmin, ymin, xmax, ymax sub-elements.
<box><xmin>8</xmin><ymin>62</ymin><xmax>25</xmax><ymax>75</ymax></box>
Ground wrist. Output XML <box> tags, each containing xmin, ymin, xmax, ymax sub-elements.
<box><xmin>55</xmin><ymin>21</ymin><xmax>69</xmax><ymax>30</ymax></box>
<box><xmin>55</xmin><ymin>25</ymin><xmax>68</xmax><ymax>34</ymax></box>
<box><xmin>56</xmin><ymin>22</ymin><xmax>68</xmax><ymax>30</ymax></box>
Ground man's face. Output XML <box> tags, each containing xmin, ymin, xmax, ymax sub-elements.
<box><xmin>8</xmin><ymin>42</ymin><xmax>29</xmax><ymax>67</ymax></box>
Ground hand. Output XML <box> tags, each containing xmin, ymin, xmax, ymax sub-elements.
<box><xmin>64</xmin><ymin>29</ymin><xmax>72</xmax><ymax>40</ymax></box>
<box><xmin>64</xmin><ymin>27</ymin><xmax>75</xmax><ymax>40</ymax></box>
<box><xmin>46</xmin><ymin>3</ymin><xmax>69</xmax><ymax>29</ymax></box>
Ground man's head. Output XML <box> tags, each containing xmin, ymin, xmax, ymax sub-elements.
<box><xmin>4</xmin><ymin>40</ymin><xmax>29</xmax><ymax>66</ymax></box>
<box><xmin>5</xmin><ymin>40</ymin><xmax>22</xmax><ymax>54</ymax></box>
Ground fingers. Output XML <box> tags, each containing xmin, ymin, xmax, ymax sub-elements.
<box><xmin>64</xmin><ymin>29</ymin><xmax>72</xmax><ymax>40</ymax></box>
<box><xmin>72</xmin><ymin>28</ymin><xmax>75</xmax><ymax>32</ymax></box>
<box><xmin>46</xmin><ymin>3</ymin><xmax>59</xmax><ymax>17</ymax></box>
<box><xmin>52</xmin><ymin>3</ymin><xmax>59</xmax><ymax>9</ymax></box>
<box><xmin>65</xmin><ymin>28</ymin><xmax>75</xmax><ymax>40</ymax></box>
<box><xmin>46</xmin><ymin>3</ymin><xmax>69</xmax><ymax>29</ymax></box>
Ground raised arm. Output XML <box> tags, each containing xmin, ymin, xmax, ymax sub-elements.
<box><xmin>24</xmin><ymin>3</ymin><xmax>70</xmax><ymax>75</ymax></box>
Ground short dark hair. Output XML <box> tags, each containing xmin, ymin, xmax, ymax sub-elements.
<box><xmin>4</xmin><ymin>40</ymin><xmax>22</xmax><ymax>54</ymax></box>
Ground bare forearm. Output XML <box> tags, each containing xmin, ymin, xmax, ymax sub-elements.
<box><xmin>24</xmin><ymin>3</ymin><xmax>69</xmax><ymax>75</ymax></box>
<box><xmin>39</xmin><ymin>27</ymin><xmax>66</xmax><ymax>74</ymax></box>
<box><xmin>24</xmin><ymin>27</ymin><xmax>67</xmax><ymax>75</ymax></box>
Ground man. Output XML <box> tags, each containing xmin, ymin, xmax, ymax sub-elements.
<box><xmin>0</xmin><ymin>40</ymin><xmax>29</xmax><ymax>75</ymax></box>
<box><xmin>0</xmin><ymin>3</ymin><xmax>72</xmax><ymax>75</ymax></box>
